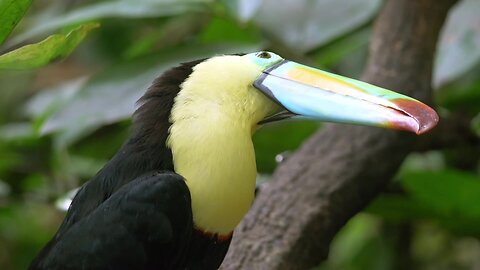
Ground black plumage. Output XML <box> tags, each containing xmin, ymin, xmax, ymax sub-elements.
<box><xmin>30</xmin><ymin>58</ymin><xmax>231</xmax><ymax>270</ymax></box>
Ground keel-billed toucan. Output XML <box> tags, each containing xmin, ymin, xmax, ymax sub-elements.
<box><xmin>30</xmin><ymin>52</ymin><xmax>438</xmax><ymax>270</ymax></box>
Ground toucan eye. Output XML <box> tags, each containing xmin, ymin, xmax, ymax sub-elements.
<box><xmin>256</xmin><ymin>51</ymin><xmax>271</xmax><ymax>59</ymax></box>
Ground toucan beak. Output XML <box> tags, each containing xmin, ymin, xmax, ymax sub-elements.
<box><xmin>254</xmin><ymin>60</ymin><xmax>439</xmax><ymax>134</ymax></box>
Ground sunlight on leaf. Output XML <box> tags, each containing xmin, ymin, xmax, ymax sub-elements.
<box><xmin>0</xmin><ymin>0</ymin><xmax>33</xmax><ymax>45</ymax></box>
<box><xmin>0</xmin><ymin>23</ymin><xmax>99</xmax><ymax>69</ymax></box>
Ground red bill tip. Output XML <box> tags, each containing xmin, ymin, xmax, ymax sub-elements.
<box><xmin>391</xmin><ymin>99</ymin><xmax>439</xmax><ymax>135</ymax></box>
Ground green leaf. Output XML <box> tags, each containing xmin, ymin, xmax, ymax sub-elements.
<box><xmin>253</xmin><ymin>0</ymin><xmax>381</xmax><ymax>52</ymax></box>
<box><xmin>436</xmin><ymin>77</ymin><xmax>480</xmax><ymax>113</ymax></box>
<box><xmin>38</xmin><ymin>43</ymin><xmax>260</xmax><ymax>146</ymax></box>
<box><xmin>200</xmin><ymin>16</ymin><xmax>260</xmax><ymax>43</ymax></box>
<box><xmin>123</xmin><ymin>14</ymin><xmax>207</xmax><ymax>59</ymax></box>
<box><xmin>366</xmin><ymin>195</ymin><xmax>433</xmax><ymax>223</ymax></box>
<box><xmin>434</xmin><ymin>0</ymin><xmax>480</xmax><ymax>87</ymax></box>
<box><xmin>0</xmin><ymin>0</ymin><xmax>33</xmax><ymax>44</ymax></box>
<box><xmin>318</xmin><ymin>214</ymin><xmax>393</xmax><ymax>270</ymax></box>
<box><xmin>401</xmin><ymin>170</ymin><xmax>480</xmax><ymax>219</ymax></box>
<box><xmin>0</xmin><ymin>142</ymin><xmax>22</xmax><ymax>174</ymax></box>
<box><xmin>0</xmin><ymin>203</ymin><xmax>63</xmax><ymax>270</ymax></box>
<box><xmin>253</xmin><ymin>121</ymin><xmax>319</xmax><ymax>173</ymax></box>
<box><xmin>368</xmin><ymin>170</ymin><xmax>480</xmax><ymax>236</ymax></box>
<box><xmin>0</xmin><ymin>69</ymin><xmax>34</xmax><ymax>122</ymax></box>
<box><xmin>0</xmin><ymin>23</ymin><xmax>99</xmax><ymax>70</ymax></box>
<box><xmin>8</xmin><ymin>0</ymin><xmax>209</xmax><ymax>46</ymax></box>
<box><xmin>0</xmin><ymin>122</ymin><xmax>35</xmax><ymax>141</ymax></box>
<box><xmin>313</xmin><ymin>28</ymin><xmax>370</xmax><ymax>69</ymax></box>
<box><xmin>472</xmin><ymin>113</ymin><xmax>480</xmax><ymax>137</ymax></box>
<box><xmin>399</xmin><ymin>151</ymin><xmax>446</xmax><ymax>173</ymax></box>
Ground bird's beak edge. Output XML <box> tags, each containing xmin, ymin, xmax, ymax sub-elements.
<box><xmin>253</xmin><ymin>60</ymin><xmax>439</xmax><ymax>135</ymax></box>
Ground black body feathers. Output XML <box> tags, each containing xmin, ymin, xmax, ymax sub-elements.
<box><xmin>30</xmin><ymin>58</ymin><xmax>231</xmax><ymax>270</ymax></box>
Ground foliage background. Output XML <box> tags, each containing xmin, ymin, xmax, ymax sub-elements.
<box><xmin>0</xmin><ymin>0</ymin><xmax>479</xmax><ymax>269</ymax></box>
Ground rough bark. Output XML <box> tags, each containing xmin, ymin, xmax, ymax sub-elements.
<box><xmin>220</xmin><ymin>0</ymin><xmax>458</xmax><ymax>269</ymax></box>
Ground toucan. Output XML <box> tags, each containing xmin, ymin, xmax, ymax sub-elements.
<box><xmin>30</xmin><ymin>51</ymin><xmax>438</xmax><ymax>270</ymax></box>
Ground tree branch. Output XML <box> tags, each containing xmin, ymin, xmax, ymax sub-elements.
<box><xmin>221</xmin><ymin>0</ymin><xmax>458</xmax><ymax>269</ymax></box>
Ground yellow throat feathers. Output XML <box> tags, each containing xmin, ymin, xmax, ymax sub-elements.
<box><xmin>167</xmin><ymin>55</ymin><xmax>280</xmax><ymax>235</ymax></box>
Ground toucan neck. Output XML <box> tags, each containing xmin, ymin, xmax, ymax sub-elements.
<box><xmin>167</xmin><ymin>112</ymin><xmax>257</xmax><ymax>235</ymax></box>
<box><xmin>167</xmin><ymin>99</ymin><xmax>257</xmax><ymax>236</ymax></box>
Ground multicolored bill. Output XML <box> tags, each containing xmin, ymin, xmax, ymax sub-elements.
<box><xmin>253</xmin><ymin>58</ymin><xmax>439</xmax><ymax>135</ymax></box>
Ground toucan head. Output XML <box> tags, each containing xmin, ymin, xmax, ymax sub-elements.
<box><xmin>172</xmin><ymin>51</ymin><xmax>438</xmax><ymax>135</ymax></box>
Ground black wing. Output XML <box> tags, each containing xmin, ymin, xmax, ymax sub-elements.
<box><xmin>29</xmin><ymin>172</ymin><xmax>193</xmax><ymax>270</ymax></box>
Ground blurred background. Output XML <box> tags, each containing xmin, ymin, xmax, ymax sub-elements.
<box><xmin>0</xmin><ymin>0</ymin><xmax>479</xmax><ymax>269</ymax></box>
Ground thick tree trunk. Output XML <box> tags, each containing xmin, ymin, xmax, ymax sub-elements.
<box><xmin>220</xmin><ymin>0</ymin><xmax>457</xmax><ymax>269</ymax></box>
